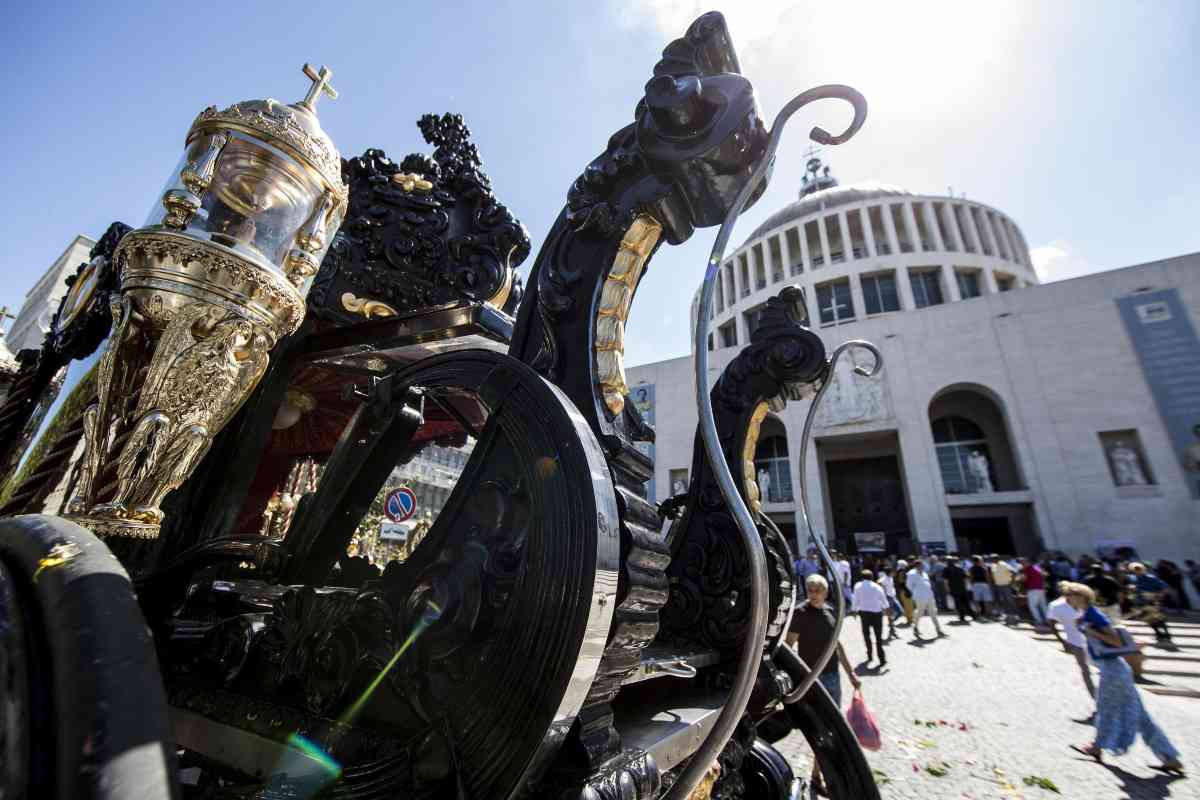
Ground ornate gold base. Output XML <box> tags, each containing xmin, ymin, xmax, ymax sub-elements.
<box><xmin>66</xmin><ymin>514</ymin><xmax>161</xmax><ymax>540</ymax></box>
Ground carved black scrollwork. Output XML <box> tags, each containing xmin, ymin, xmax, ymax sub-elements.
<box><xmin>509</xmin><ymin>11</ymin><xmax>774</xmax><ymax>775</ymax></box>
<box><xmin>0</xmin><ymin>221</ymin><xmax>131</xmax><ymax>484</ymax></box>
<box><xmin>308</xmin><ymin>113</ymin><xmax>530</xmax><ymax>326</ymax></box>
<box><xmin>662</xmin><ymin>286</ymin><xmax>826</xmax><ymax>659</ymax></box>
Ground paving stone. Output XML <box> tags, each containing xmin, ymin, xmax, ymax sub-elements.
<box><xmin>775</xmin><ymin>615</ymin><xmax>1200</xmax><ymax>799</ymax></box>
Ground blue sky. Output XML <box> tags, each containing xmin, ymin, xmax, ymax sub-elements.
<box><xmin>2</xmin><ymin>1</ymin><xmax>1198</xmax><ymax>366</ymax></box>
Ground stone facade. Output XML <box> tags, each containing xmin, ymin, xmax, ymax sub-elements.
<box><xmin>7</xmin><ymin>234</ymin><xmax>96</xmax><ymax>354</ymax></box>
<box><xmin>629</xmin><ymin>252</ymin><xmax>1200</xmax><ymax>562</ymax></box>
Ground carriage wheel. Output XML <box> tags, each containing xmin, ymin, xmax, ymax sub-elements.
<box><xmin>0</xmin><ymin>514</ymin><xmax>177</xmax><ymax>800</ymax></box>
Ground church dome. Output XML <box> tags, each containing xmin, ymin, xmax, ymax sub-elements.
<box><xmin>745</xmin><ymin>181</ymin><xmax>913</xmax><ymax>243</ymax></box>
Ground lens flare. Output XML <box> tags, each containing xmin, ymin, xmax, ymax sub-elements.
<box><xmin>270</xmin><ymin>597</ymin><xmax>444</xmax><ymax>796</ymax></box>
<box><xmin>338</xmin><ymin>598</ymin><xmax>443</xmax><ymax>726</ymax></box>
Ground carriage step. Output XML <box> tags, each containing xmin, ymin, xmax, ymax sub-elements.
<box><xmin>612</xmin><ymin>686</ymin><xmax>725</xmax><ymax>773</ymax></box>
<box><xmin>622</xmin><ymin>644</ymin><xmax>720</xmax><ymax>685</ymax></box>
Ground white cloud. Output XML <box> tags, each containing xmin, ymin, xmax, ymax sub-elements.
<box><xmin>1030</xmin><ymin>240</ymin><xmax>1097</xmax><ymax>283</ymax></box>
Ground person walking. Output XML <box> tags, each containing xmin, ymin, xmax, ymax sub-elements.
<box><xmin>786</xmin><ymin>574</ymin><xmax>862</xmax><ymax>796</ymax></box>
<box><xmin>1046</xmin><ymin>582</ymin><xmax>1096</xmax><ymax>699</ymax></box>
<box><xmin>1068</xmin><ymin>584</ymin><xmax>1185</xmax><ymax>775</ymax></box>
<box><xmin>833</xmin><ymin>550</ymin><xmax>853</xmax><ymax>614</ymax></box>
<box><xmin>1021</xmin><ymin>557</ymin><xmax>1048</xmax><ymax>627</ymax></box>
<box><xmin>928</xmin><ymin>554</ymin><xmax>947</xmax><ymax>612</ymax></box>
<box><xmin>1127</xmin><ymin>562</ymin><xmax>1172</xmax><ymax>642</ymax></box>
<box><xmin>991</xmin><ymin>556</ymin><xmax>1018</xmax><ymax>625</ymax></box>
<box><xmin>878</xmin><ymin>566</ymin><xmax>901</xmax><ymax>640</ymax></box>
<box><xmin>852</xmin><ymin>570</ymin><xmax>889</xmax><ymax>666</ymax></box>
<box><xmin>1084</xmin><ymin>564</ymin><xmax>1123</xmax><ymax>621</ymax></box>
<box><xmin>969</xmin><ymin>556</ymin><xmax>993</xmax><ymax>619</ymax></box>
<box><xmin>943</xmin><ymin>555</ymin><xmax>974</xmax><ymax>622</ymax></box>
<box><xmin>906</xmin><ymin>560</ymin><xmax>945</xmax><ymax>639</ymax></box>
<box><xmin>895</xmin><ymin>559</ymin><xmax>915</xmax><ymax>626</ymax></box>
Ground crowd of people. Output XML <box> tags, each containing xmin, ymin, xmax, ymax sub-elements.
<box><xmin>792</xmin><ymin>548</ymin><xmax>1198</xmax><ymax>646</ymax></box>
<box><xmin>786</xmin><ymin>547</ymin><xmax>1193</xmax><ymax>791</ymax></box>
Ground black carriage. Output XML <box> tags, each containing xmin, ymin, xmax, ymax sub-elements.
<box><xmin>0</xmin><ymin>13</ymin><xmax>878</xmax><ymax>800</ymax></box>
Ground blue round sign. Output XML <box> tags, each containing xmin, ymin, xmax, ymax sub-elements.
<box><xmin>385</xmin><ymin>487</ymin><xmax>417</xmax><ymax>522</ymax></box>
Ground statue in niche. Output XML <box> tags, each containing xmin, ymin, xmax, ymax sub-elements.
<box><xmin>814</xmin><ymin>351</ymin><xmax>887</xmax><ymax>427</ymax></box>
<box><xmin>757</xmin><ymin>467</ymin><xmax>771</xmax><ymax>503</ymax></box>
<box><xmin>967</xmin><ymin>449</ymin><xmax>994</xmax><ymax>493</ymax></box>
<box><xmin>1108</xmin><ymin>440</ymin><xmax>1149</xmax><ymax>486</ymax></box>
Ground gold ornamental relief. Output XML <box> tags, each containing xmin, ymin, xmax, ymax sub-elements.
<box><xmin>70</xmin><ymin>301</ymin><xmax>272</xmax><ymax>535</ymax></box>
<box><xmin>191</xmin><ymin>104</ymin><xmax>348</xmax><ymax>204</ymax></box>
<box><xmin>595</xmin><ymin>215</ymin><xmax>663</xmax><ymax>416</ymax></box>
<box><xmin>742</xmin><ymin>401</ymin><xmax>769</xmax><ymax>514</ymax></box>
<box><xmin>341</xmin><ymin>292</ymin><xmax>398</xmax><ymax>319</ymax></box>
<box><xmin>116</xmin><ymin>230</ymin><xmax>306</xmax><ymax>335</ymax></box>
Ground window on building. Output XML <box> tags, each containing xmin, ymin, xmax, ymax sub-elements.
<box><xmin>932</xmin><ymin>416</ymin><xmax>993</xmax><ymax>494</ymax></box>
<box><xmin>890</xmin><ymin>204</ymin><xmax>914</xmax><ymax>253</ymax></box>
<box><xmin>868</xmin><ymin>206</ymin><xmax>890</xmax><ymax>254</ymax></box>
<box><xmin>718</xmin><ymin>320</ymin><xmax>738</xmax><ymax>348</ymax></box>
<box><xmin>707</xmin><ymin>333</ymin><xmax>714</xmax><ymax>351</ymax></box>
<box><xmin>861</xmin><ymin>272</ymin><xmax>901</xmax><ymax>315</ymax></box>
<box><xmin>805</xmin><ymin>220</ymin><xmax>823</xmax><ymax>267</ymax></box>
<box><xmin>738</xmin><ymin>253</ymin><xmax>750</xmax><ymax>297</ymax></box>
<box><xmin>826</xmin><ymin>215</ymin><xmax>845</xmax><ymax>263</ymax></box>
<box><xmin>754</xmin><ymin>435</ymin><xmax>793</xmax><ymax>503</ymax></box>
<box><xmin>955</xmin><ymin>269</ymin><xmax>982</xmax><ymax>299</ymax></box>
<box><xmin>910</xmin><ymin>269</ymin><xmax>945</xmax><ymax>308</ymax></box>
<box><xmin>715</xmin><ymin>269</ymin><xmax>725</xmax><ymax>312</ymax></box>
<box><xmin>1098</xmin><ymin>430</ymin><xmax>1156</xmax><ymax>487</ymax></box>
<box><xmin>816</xmin><ymin>279</ymin><xmax>855</xmax><ymax>326</ymax></box>
<box><xmin>752</xmin><ymin>243</ymin><xmax>767</xmax><ymax>289</ymax></box>
<box><xmin>995</xmin><ymin>273</ymin><xmax>1016</xmax><ymax>292</ymax></box>
<box><xmin>786</xmin><ymin>228</ymin><xmax>803</xmax><ymax>275</ymax></box>
<box><xmin>768</xmin><ymin>236</ymin><xmax>784</xmax><ymax>282</ymax></box>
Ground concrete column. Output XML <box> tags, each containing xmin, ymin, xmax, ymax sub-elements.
<box><xmin>779</xmin><ymin>227</ymin><xmax>792</xmax><ymax>277</ymax></box>
<box><xmin>942</xmin><ymin>263</ymin><xmax>961</xmax><ymax>302</ymax></box>
<box><xmin>849</xmin><ymin>273</ymin><xmax>866</xmax><ymax>321</ymax></box>
<box><xmin>1001</xmin><ymin>220</ymin><xmax>1021</xmax><ymax>267</ymax></box>
<box><xmin>976</xmin><ymin>208</ymin><xmax>998</xmax><ymax>255</ymax></box>
<box><xmin>838</xmin><ymin>211</ymin><xmax>852</xmax><ymax>261</ymax></box>
<box><xmin>988</xmin><ymin>213</ymin><xmax>1011</xmax><ymax>261</ymax></box>
<box><xmin>983</xmin><ymin>267</ymin><xmax>999</xmax><ymax>294</ymax></box>
<box><xmin>860</xmin><ymin>207</ymin><xmax>877</xmax><ymax>257</ymax></box>
<box><xmin>941</xmin><ymin>202</ymin><xmax>964</xmax><ymax>251</ymax></box>
<box><xmin>960</xmin><ymin>203</ymin><xmax>983</xmax><ymax>254</ymax></box>
<box><xmin>922</xmin><ymin>202</ymin><xmax>946</xmax><ymax>251</ymax></box>
<box><xmin>896</xmin><ymin>265</ymin><xmax>916</xmax><ymax>310</ymax></box>
<box><xmin>798</xmin><ymin>225</ymin><xmax>811</xmax><ymax>272</ymax></box>
<box><xmin>817</xmin><ymin>216</ymin><xmax>831</xmax><ymax>269</ymax></box>
<box><xmin>902</xmin><ymin>202</ymin><xmax>922</xmax><ymax>252</ymax></box>
<box><xmin>805</xmin><ymin>283</ymin><xmax>822</xmax><ymax>326</ymax></box>
<box><xmin>882</xmin><ymin>203</ymin><xmax>901</xmax><ymax>255</ymax></box>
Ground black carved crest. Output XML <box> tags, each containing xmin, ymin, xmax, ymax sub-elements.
<box><xmin>308</xmin><ymin>113</ymin><xmax>530</xmax><ymax>326</ymax></box>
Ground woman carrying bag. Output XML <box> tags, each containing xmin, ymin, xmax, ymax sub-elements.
<box><xmin>1066</xmin><ymin>584</ymin><xmax>1185</xmax><ymax>776</ymax></box>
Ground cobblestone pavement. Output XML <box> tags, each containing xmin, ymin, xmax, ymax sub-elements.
<box><xmin>775</xmin><ymin>612</ymin><xmax>1200</xmax><ymax>799</ymax></box>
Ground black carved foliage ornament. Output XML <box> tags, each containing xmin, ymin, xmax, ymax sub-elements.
<box><xmin>44</xmin><ymin>221</ymin><xmax>132</xmax><ymax>362</ymax></box>
<box><xmin>308</xmin><ymin>113</ymin><xmax>530</xmax><ymax>326</ymax></box>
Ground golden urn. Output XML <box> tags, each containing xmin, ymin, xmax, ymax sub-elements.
<box><xmin>67</xmin><ymin>65</ymin><xmax>347</xmax><ymax>539</ymax></box>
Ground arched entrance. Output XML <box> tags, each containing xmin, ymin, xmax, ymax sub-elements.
<box><xmin>928</xmin><ymin>385</ymin><xmax>1038</xmax><ymax>556</ymax></box>
<box><xmin>753</xmin><ymin>416</ymin><xmax>793</xmax><ymax>504</ymax></box>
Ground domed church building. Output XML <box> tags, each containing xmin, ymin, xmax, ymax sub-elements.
<box><xmin>630</xmin><ymin>156</ymin><xmax>1200</xmax><ymax>561</ymax></box>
